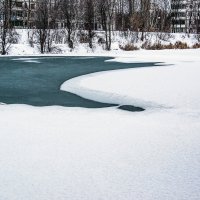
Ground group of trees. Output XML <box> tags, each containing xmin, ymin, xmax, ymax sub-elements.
<box><xmin>0</xmin><ymin>0</ymin><xmax>189</xmax><ymax>55</ymax></box>
<box><xmin>0</xmin><ymin>0</ymin><xmax>15</xmax><ymax>55</ymax></box>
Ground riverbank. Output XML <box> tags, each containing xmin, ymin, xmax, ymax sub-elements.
<box><xmin>2</xmin><ymin>29</ymin><xmax>200</xmax><ymax>56</ymax></box>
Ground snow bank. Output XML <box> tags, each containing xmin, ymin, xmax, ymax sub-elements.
<box><xmin>5</xmin><ymin>29</ymin><xmax>200</xmax><ymax>56</ymax></box>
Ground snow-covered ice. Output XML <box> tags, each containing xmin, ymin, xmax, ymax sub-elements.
<box><xmin>0</xmin><ymin>49</ymin><xmax>200</xmax><ymax>200</ymax></box>
<box><xmin>61</xmin><ymin>50</ymin><xmax>200</xmax><ymax>112</ymax></box>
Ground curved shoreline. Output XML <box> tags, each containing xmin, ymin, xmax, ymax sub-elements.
<box><xmin>0</xmin><ymin>56</ymin><xmax>161</xmax><ymax>111</ymax></box>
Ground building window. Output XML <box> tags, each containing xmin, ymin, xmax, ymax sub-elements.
<box><xmin>16</xmin><ymin>11</ymin><xmax>23</xmax><ymax>18</ymax></box>
<box><xmin>31</xmin><ymin>4</ymin><xmax>35</xmax><ymax>10</ymax></box>
<box><xmin>16</xmin><ymin>2</ymin><xmax>23</xmax><ymax>8</ymax></box>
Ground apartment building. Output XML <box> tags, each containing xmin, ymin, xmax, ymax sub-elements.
<box><xmin>11</xmin><ymin>0</ymin><xmax>36</xmax><ymax>27</ymax></box>
<box><xmin>171</xmin><ymin>0</ymin><xmax>200</xmax><ymax>33</ymax></box>
<box><xmin>11</xmin><ymin>0</ymin><xmax>103</xmax><ymax>30</ymax></box>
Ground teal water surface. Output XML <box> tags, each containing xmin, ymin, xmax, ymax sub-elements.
<box><xmin>0</xmin><ymin>57</ymin><xmax>160</xmax><ymax>111</ymax></box>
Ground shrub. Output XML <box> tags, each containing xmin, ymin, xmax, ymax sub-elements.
<box><xmin>142</xmin><ymin>42</ymin><xmax>169</xmax><ymax>50</ymax></box>
<box><xmin>192</xmin><ymin>43</ymin><xmax>200</xmax><ymax>49</ymax></box>
<box><xmin>164</xmin><ymin>43</ymin><xmax>174</xmax><ymax>49</ymax></box>
<box><xmin>98</xmin><ymin>37</ymin><xmax>106</xmax><ymax>44</ymax></box>
<box><xmin>141</xmin><ymin>41</ymin><xmax>149</xmax><ymax>49</ymax></box>
<box><xmin>145</xmin><ymin>42</ymin><xmax>163</xmax><ymax>50</ymax></box>
<box><xmin>142</xmin><ymin>41</ymin><xmax>189</xmax><ymax>50</ymax></box>
<box><xmin>79</xmin><ymin>34</ymin><xmax>89</xmax><ymax>43</ymax></box>
<box><xmin>119</xmin><ymin>43</ymin><xmax>139</xmax><ymax>51</ymax></box>
<box><xmin>194</xmin><ymin>34</ymin><xmax>200</xmax><ymax>42</ymax></box>
<box><xmin>174</xmin><ymin>41</ymin><xmax>189</xmax><ymax>49</ymax></box>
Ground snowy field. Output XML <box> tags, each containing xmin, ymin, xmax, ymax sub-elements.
<box><xmin>0</xmin><ymin>49</ymin><xmax>200</xmax><ymax>200</ymax></box>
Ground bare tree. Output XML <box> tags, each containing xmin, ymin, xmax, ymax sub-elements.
<box><xmin>46</xmin><ymin>0</ymin><xmax>61</xmax><ymax>51</ymax></box>
<box><xmin>194</xmin><ymin>0</ymin><xmax>200</xmax><ymax>33</ymax></box>
<box><xmin>82</xmin><ymin>0</ymin><xmax>96</xmax><ymax>48</ymax></box>
<box><xmin>35</xmin><ymin>0</ymin><xmax>59</xmax><ymax>53</ymax></box>
<box><xmin>35</xmin><ymin>0</ymin><xmax>49</xmax><ymax>53</ymax></box>
<box><xmin>187</xmin><ymin>0</ymin><xmax>200</xmax><ymax>34</ymax></box>
<box><xmin>98</xmin><ymin>0</ymin><xmax>116</xmax><ymax>50</ymax></box>
<box><xmin>160</xmin><ymin>0</ymin><xmax>171</xmax><ymax>32</ymax></box>
<box><xmin>139</xmin><ymin>0</ymin><xmax>151</xmax><ymax>41</ymax></box>
<box><xmin>115</xmin><ymin>0</ymin><xmax>130</xmax><ymax>31</ymax></box>
<box><xmin>149</xmin><ymin>0</ymin><xmax>170</xmax><ymax>32</ymax></box>
<box><xmin>60</xmin><ymin>0</ymin><xmax>78</xmax><ymax>49</ymax></box>
<box><xmin>127</xmin><ymin>0</ymin><xmax>135</xmax><ymax>30</ymax></box>
<box><xmin>0</xmin><ymin>0</ymin><xmax>15</xmax><ymax>55</ymax></box>
<box><xmin>128</xmin><ymin>0</ymin><xmax>135</xmax><ymax>15</ymax></box>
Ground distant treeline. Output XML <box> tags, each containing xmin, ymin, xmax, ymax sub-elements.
<box><xmin>0</xmin><ymin>0</ymin><xmax>187</xmax><ymax>54</ymax></box>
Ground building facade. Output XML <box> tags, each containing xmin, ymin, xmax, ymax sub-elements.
<box><xmin>10</xmin><ymin>0</ymin><xmax>103</xmax><ymax>30</ymax></box>
<box><xmin>11</xmin><ymin>0</ymin><xmax>36</xmax><ymax>27</ymax></box>
<box><xmin>171</xmin><ymin>0</ymin><xmax>200</xmax><ymax>33</ymax></box>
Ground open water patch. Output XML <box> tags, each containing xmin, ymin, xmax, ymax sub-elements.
<box><xmin>0</xmin><ymin>56</ymin><xmax>162</xmax><ymax>112</ymax></box>
<box><xmin>118</xmin><ymin>105</ymin><xmax>145</xmax><ymax>112</ymax></box>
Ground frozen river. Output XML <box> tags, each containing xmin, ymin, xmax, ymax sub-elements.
<box><xmin>0</xmin><ymin>50</ymin><xmax>200</xmax><ymax>200</ymax></box>
<box><xmin>0</xmin><ymin>56</ymin><xmax>159</xmax><ymax>111</ymax></box>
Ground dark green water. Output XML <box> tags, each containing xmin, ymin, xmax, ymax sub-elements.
<box><xmin>0</xmin><ymin>56</ymin><xmax>160</xmax><ymax>111</ymax></box>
